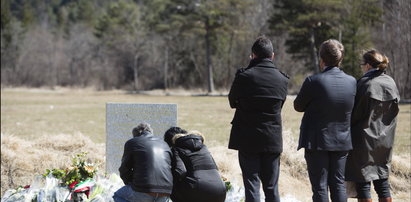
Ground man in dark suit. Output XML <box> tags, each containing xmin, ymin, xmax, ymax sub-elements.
<box><xmin>294</xmin><ymin>39</ymin><xmax>356</xmax><ymax>202</ymax></box>
<box><xmin>228</xmin><ymin>36</ymin><xmax>289</xmax><ymax>202</ymax></box>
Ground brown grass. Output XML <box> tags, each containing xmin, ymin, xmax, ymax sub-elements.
<box><xmin>1</xmin><ymin>133</ymin><xmax>105</xmax><ymax>196</ymax></box>
<box><xmin>209</xmin><ymin>130</ymin><xmax>312</xmax><ymax>201</ymax></box>
<box><xmin>3</xmin><ymin>130</ymin><xmax>405</xmax><ymax>200</ymax></box>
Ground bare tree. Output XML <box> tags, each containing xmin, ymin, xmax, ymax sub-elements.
<box><xmin>375</xmin><ymin>0</ymin><xmax>411</xmax><ymax>100</ymax></box>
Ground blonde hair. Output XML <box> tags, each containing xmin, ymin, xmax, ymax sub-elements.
<box><xmin>362</xmin><ymin>49</ymin><xmax>389</xmax><ymax>70</ymax></box>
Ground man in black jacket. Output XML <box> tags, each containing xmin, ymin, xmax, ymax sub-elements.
<box><xmin>228</xmin><ymin>36</ymin><xmax>289</xmax><ymax>202</ymax></box>
<box><xmin>294</xmin><ymin>39</ymin><xmax>356</xmax><ymax>202</ymax></box>
<box><xmin>113</xmin><ymin>123</ymin><xmax>173</xmax><ymax>202</ymax></box>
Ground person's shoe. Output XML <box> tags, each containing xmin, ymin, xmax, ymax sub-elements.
<box><xmin>358</xmin><ymin>199</ymin><xmax>372</xmax><ymax>202</ymax></box>
<box><xmin>378</xmin><ymin>197</ymin><xmax>392</xmax><ymax>202</ymax></box>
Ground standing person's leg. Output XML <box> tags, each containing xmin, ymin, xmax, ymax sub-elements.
<box><xmin>328</xmin><ymin>151</ymin><xmax>348</xmax><ymax>202</ymax></box>
<box><xmin>355</xmin><ymin>182</ymin><xmax>372</xmax><ymax>201</ymax></box>
<box><xmin>260</xmin><ymin>152</ymin><xmax>281</xmax><ymax>202</ymax></box>
<box><xmin>239</xmin><ymin>151</ymin><xmax>261</xmax><ymax>202</ymax></box>
<box><xmin>304</xmin><ymin>149</ymin><xmax>330</xmax><ymax>202</ymax></box>
<box><xmin>373</xmin><ymin>179</ymin><xmax>391</xmax><ymax>201</ymax></box>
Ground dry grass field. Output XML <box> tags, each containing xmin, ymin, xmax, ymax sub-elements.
<box><xmin>1</xmin><ymin>88</ymin><xmax>410</xmax><ymax>201</ymax></box>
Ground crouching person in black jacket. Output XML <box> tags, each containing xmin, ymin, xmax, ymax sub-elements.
<box><xmin>113</xmin><ymin>123</ymin><xmax>173</xmax><ymax>202</ymax></box>
<box><xmin>164</xmin><ymin>127</ymin><xmax>226</xmax><ymax>202</ymax></box>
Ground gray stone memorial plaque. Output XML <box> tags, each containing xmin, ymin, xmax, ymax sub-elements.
<box><xmin>106</xmin><ymin>103</ymin><xmax>177</xmax><ymax>174</ymax></box>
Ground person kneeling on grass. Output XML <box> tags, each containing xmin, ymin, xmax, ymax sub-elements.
<box><xmin>164</xmin><ymin>127</ymin><xmax>227</xmax><ymax>202</ymax></box>
<box><xmin>114</xmin><ymin>123</ymin><xmax>173</xmax><ymax>202</ymax></box>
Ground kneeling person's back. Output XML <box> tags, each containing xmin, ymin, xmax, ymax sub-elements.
<box><xmin>114</xmin><ymin>123</ymin><xmax>173</xmax><ymax>202</ymax></box>
<box><xmin>121</xmin><ymin>132</ymin><xmax>173</xmax><ymax>193</ymax></box>
<box><xmin>165</xmin><ymin>128</ymin><xmax>226</xmax><ymax>202</ymax></box>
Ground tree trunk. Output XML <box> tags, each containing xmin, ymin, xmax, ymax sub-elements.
<box><xmin>133</xmin><ymin>54</ymin><xmax>139</xmax><ymax>91</ymax></box>
<box><xmin>205</xmin><ymin>17</ymin><xmax>215</xmax><ymax>93</ymax></box>
<box><xmin>50</xmin><ymin>37</ymin><xmax>58</xmax><ymax>88</ymax></box>
<box><xmin>225</xmin><ymin>31</ymin><xmax>235</xmax><ymax>87</ymax></box>
<box><xmin>309</xmin><ymin>28</ymin><xmax>319</xmax><ymax>73</ymax></box>
<box><xmin>351</xmin><ymin>28</ymin><xmax>357</xmax><ymax>75</ymax></box>
<box><xmin>69</xmin><ymin>58</ymin><xmax>76</xmax><ymax>86</ymax></box>
<box><xmin>164</xmin><ymin>45</ymin><xmax>169</xmax><ymax>90</ymax></box>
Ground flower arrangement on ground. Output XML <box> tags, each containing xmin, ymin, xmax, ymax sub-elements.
<box><xmin>2</xmin><ymin>152</ymin><xmax>103</xmax><ymax>202</ymax></box>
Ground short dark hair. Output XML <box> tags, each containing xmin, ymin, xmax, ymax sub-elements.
<box><xmin>164</xmin><ymin>127</ymin><xmax>187</xmax><ymax>147</ymax></box>
<box><xmin>251</xmin><ymin>36</ymin><xmax>273</xmax><ymax>59</ymax></box>
<box><xmin>132</xmin><ymin>123</ymin><xmax>153</xmax><ymax>137</ymax></box>
<box><xmin>319</xmin><ymin>39</ymin><xmax>344</xmax><ymax>67</ymax></box>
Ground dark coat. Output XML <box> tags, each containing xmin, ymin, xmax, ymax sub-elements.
<box><xmin>228</xmin><ymin>58</ymin><xmax>289</xmax><ymax>153</ymax></box>
<box><xmin>119</xmin><ymin>132</ymin><xmax>173</xmax><ymax>194</ymax></box>
<box><xmin>294</xmin><ymin>66</ymin><xmax>357</xmax><ymax>151</ymax></box>
<box><xmin>345</xmin><ymin>70</ymin><xmax>400</xmax><ymax>182</ymax></box>
<box><xmin>171</xmin><ymin>134</ymin><xmax>226</xmax><ymax>202</ymax></box>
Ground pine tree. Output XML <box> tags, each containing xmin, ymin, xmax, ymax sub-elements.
<box><xmin>341</xmin><ymin>0</ymin><xmax>382</xmax><ymax>78</ymax></box>
<box><xmin>95</xmin><ymin>0</ymin><xmax>145</xmax><ymax>90</ymax></box>
<box><xmin>269</xmin><ymin>0</ymin><xmax>382</xmax><ymax>77</ymax></box>
<box><xmin>152</xmin><ymin>0</ymin><xmax>250</xmax><ymax>92</ymax></box>
<box><xmin>270</xmin><ymin>0</ymin><xmax>344</xmax><ymax>73</ymax></box>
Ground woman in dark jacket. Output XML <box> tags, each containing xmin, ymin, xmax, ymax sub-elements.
<box><xmin>345</xmin><ymin>50</ymin><xmax>400</xmax><ymax>202</ymax></box>
<box><xmin>164</xmin><ymin>127</ymin><xmax>226</xmax><ymax>202</ymax></box>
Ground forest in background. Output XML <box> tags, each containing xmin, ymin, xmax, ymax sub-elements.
<box><xmin>1</xmin><ymin>0</ymin><xmax>410</xmax><ymax>98</ymax></box>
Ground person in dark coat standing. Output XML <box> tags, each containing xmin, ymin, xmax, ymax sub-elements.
<box><xmin>164</xmin><ymin>127</ymin><xmax>226</xmax><ymax>202</ymax></box>
<box><xmin>114</xmin><ymin>123</ymin><xmax>173</xmax><ymax>202</ymax></box>
<box><xmin>294</xmin><ymin>39</ymin><xmax>356</xmax><ymax>202</ymax></box>
<box><xmin>345</xmin><ymin>50</ymin><xmax>399</xmax><ymax>202</ymax></box>
<box><xmin>228</xmin><ymin>36</ymin><xmax>289</xmax><ymax>202</ymax></box>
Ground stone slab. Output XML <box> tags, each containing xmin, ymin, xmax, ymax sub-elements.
<box><xmin>106</xmin><ymin>103</ymin><xmax>177</xmax><ymax>175</ymax></box>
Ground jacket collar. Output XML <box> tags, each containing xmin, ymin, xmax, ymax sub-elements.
<box><xmin>322</xmin><ymin>66</ymin><xmax>339</xmax><ymax>73</ymax></box>
<box><xmin>359</xmin><ymin>68</ymin><xmax>384</xmax><ymax>83</ymax></box>
<box><xmin>362</xmin><ymin>68</ymin><xmax>383</xmax><ymax>78</ymax></box>
<box><xmin>135</xmin><ymin>131</ymin><xmax>153</xmax><ymax>137</ymax></box>
<box><xmin>246</xmin><ymin>58</ymin><xmax>276</xmax><ymax>69</ymax></box>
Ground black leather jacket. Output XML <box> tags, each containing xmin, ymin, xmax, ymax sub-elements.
<box><xmin>119</xmin><ymin>132</ymin><xmax>173</xmax><ymax>194</ymax></box>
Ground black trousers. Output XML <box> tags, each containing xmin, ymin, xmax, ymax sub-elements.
<box><xmin>238</xmin><ymin>151</ymin><xmax>281</xmax><ymax>202</ymax></box>
<box><xmin>304</xmin><ymin>150</ymin><xmax>348</xmax><ymax>202</ymax></box>
<box><xmin>356</xmin><ymin>179</ymin><xmax>391</xmax><ymax>199</ymax></box>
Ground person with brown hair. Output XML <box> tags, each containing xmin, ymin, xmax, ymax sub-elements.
<box><xmin>345</xmin><ymin>50</ymin><xmax>400</xmax><ymax>202</ymax></box>
<box><xmin>294</xmin><ymin>39</ymin><xmax>357</xmax><ymax>202</ymax></box>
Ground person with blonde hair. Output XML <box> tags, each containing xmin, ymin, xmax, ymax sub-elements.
<box><xmin>163</xmin><ymin>127</ymin><xmax>226</xmax><ymax>202</ymax></box>
<box><xmin>345</xmin><ymin>50</ymin><xmax>400</xmax><ymax>202</ymax></box>
<box><xmin>294</xmin><ymin>39</ymin><xmax>357</xmax><ymax>202</ymax></box>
